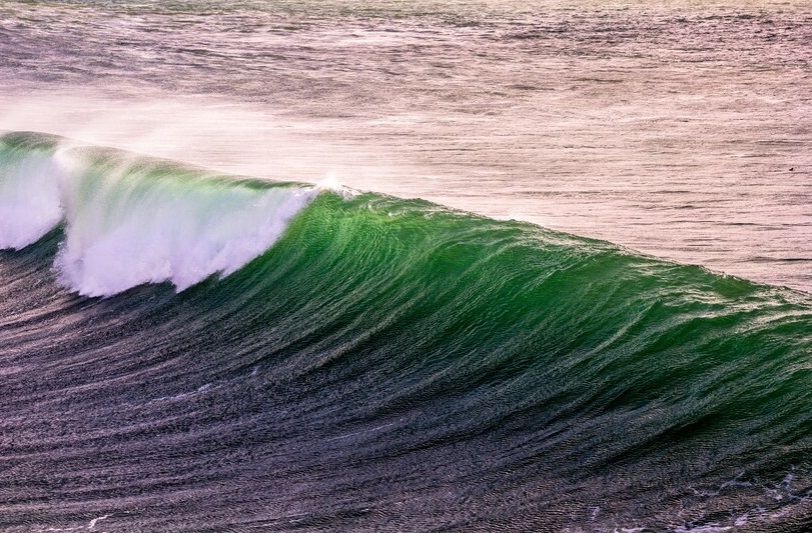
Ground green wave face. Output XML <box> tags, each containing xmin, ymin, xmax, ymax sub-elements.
<box><xmin>197</xmin><ymin>190</ymin><xmax>812</xmax><ymax>528</ymax></box>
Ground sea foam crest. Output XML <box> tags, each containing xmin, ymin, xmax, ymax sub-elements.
<box><xmin>0</xmin><ymin>134</ymin><xmax>64</xmax><ymax>249</ymax></box>
<box><xmin>0</xmin><ymin>132</ymin><xmax>318</xmax><ymax>296</ymax></box>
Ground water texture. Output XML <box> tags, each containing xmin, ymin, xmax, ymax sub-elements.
<box><xmin>2</xmin><ymin>1</ymin><xmax>812</xmax><ymax>531</ymax></box>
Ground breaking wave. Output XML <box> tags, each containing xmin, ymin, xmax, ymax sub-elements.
<box><xmin>2</xmin><ymin>131</ymin><xmax>812</xmax><ymax>532</ymax></box>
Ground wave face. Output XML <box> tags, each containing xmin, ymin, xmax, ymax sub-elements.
<box><xmin>3</xmin><ymin>132</ymin><xmax>812</xmax><ymax>531</ymax></box>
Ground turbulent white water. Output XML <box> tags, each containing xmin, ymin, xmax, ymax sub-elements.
<box><xmin>0</xmin><ymin>148</ymin><xmax>64</xmax><ymax>250</ymax></box>
<box><xmin>0</xmin><ymin>135</ymin><xmax>317</xmax><ymax>296</ymax></box>
<box><xmin>1</xmin><ymin>0</ymin><xmax>811</xmax><ymax>289</ymax></box>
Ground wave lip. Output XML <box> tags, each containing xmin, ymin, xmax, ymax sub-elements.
<box><xmin>0</xmin><ymin>131</ymin><xmax>318</xmax><ymax>296</ymax></box>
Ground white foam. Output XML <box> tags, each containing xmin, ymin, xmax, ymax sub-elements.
<box><xmin>87</xmin><ymin>514</ymin><xmax>111</xmax><ymax>530</ymax></box>
<box><xmin>317</xmin><ymin>171</ymin><xmax>359</xmax><ymax>200</ymax></box>
<box><xmin>54</xmin><ymin>162</ymin><xmax>317</xmax><ymax>296</ymax></box>
<box><xmin>0</xmin><ymin>134</ymin><xmax>318</xmax><ymax>296</ymax></box>
<box><xmin>0</xmin><ymin>152</ymin><xmax>65</xmax><ymax>249</ymax></box>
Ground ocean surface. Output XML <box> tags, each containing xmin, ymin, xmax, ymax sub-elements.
<box><xmin>1</xmin><ymin>1</ymin><xmax>812</xmax><ymax>531</ymax></box>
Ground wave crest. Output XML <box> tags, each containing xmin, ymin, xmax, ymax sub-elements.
<box><xmin>0</xmin><ymin>131</ymin><xmax>317</xmax><ymax>296</ymax></box>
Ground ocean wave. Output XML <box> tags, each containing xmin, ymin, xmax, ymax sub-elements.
<box><xmin>3</xmin><ymin>130</ymin><xmax>812</xmax><ymax>531</ymax></box>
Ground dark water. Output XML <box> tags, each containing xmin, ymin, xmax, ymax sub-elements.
<box><xmin>3</xmin><ymin>132</ymin><xmax>812</xmax><ymax>531</ymax></box>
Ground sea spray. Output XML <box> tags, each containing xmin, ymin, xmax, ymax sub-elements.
<box><xmin>0</xmin><ymin>132</ymin><xmax>64</xmax><ymax>249</ymax></box>
<box><xmin>0</xmin><ymin>131</ymin><xmax>318</xmax><ymax>296</ymax></box>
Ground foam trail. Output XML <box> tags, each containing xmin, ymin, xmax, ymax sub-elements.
<box><xmin>0</xmin><ymin>132</ymin><xmax>318</xmax><ymax>296</ymax></box>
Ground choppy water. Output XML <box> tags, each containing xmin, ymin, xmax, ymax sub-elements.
<box><xmin>2</xmin><ymin>1</ymin><xmax>812</xmax><ymax>532</ymax></box>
